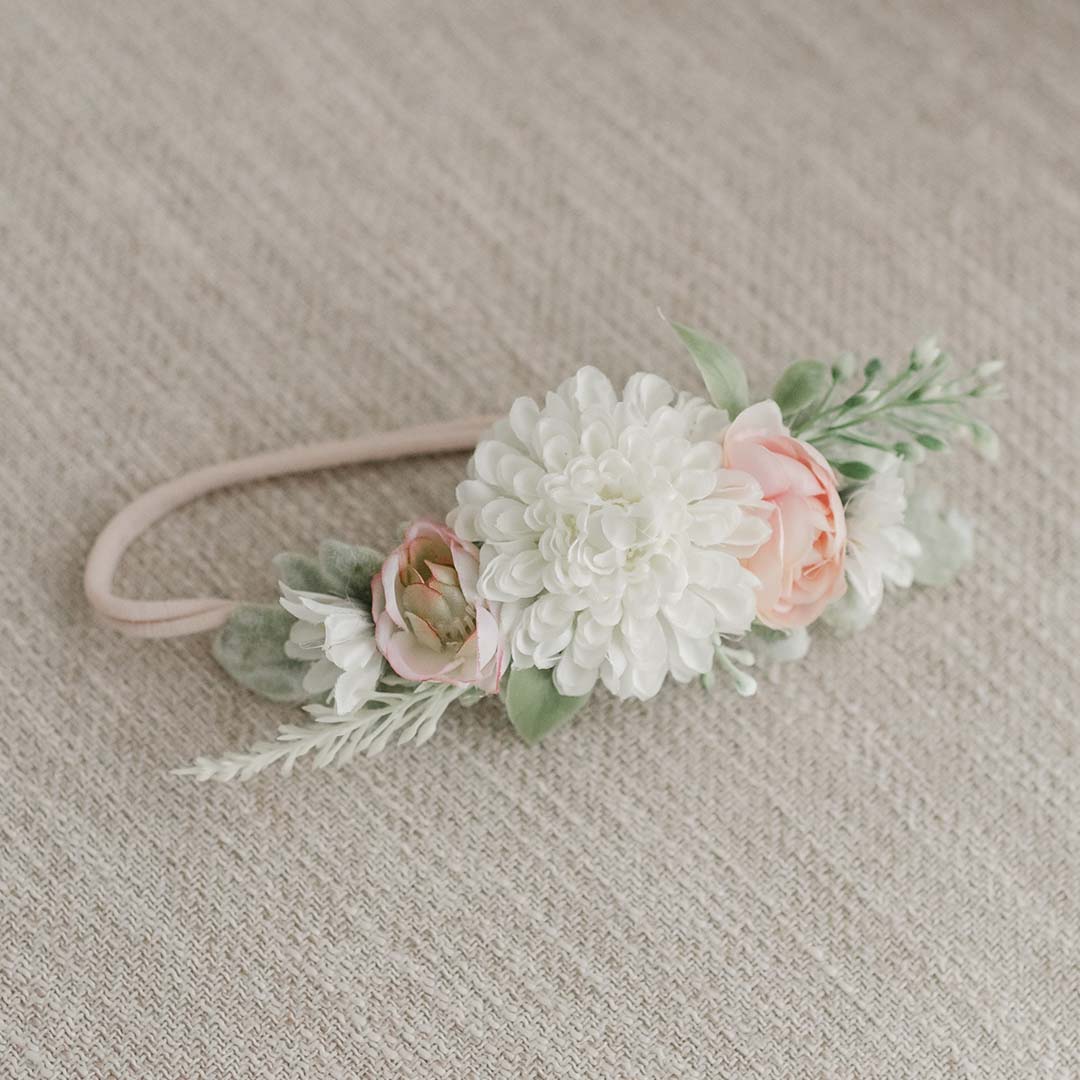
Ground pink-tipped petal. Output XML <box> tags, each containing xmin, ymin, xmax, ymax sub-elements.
<box><xmin>378</xmin><ymin>549</ymin><xmax>405</xmax><ymax>630</ymax></box>
<box><xmin>449</xmin><ymin>540</ymin><xmax>480</xmax><ymax>603</ymax></box>
<box><xmin>384</xmin><ymin>631</ymin><xmax>456</xmax><ymax>683</ymax></box>
<box><xmin>724</xmin><ymin>399</ymin><xmax>786</xmax><ymax>443</ymax></box>
<box><xmin>372</xmin><ymin>519</ymin><xmax>507</xmax><ymax>694</ymax></box>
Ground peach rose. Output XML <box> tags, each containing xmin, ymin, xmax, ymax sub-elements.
<box><xmin>722</xmin><ymin>401</ymin><xmax>846</xmax><ymax>629</ymax></box>
<box><xmin>371</xmin><ymin>520</ymin><xmax>505</xmax><ymax>692</ymax></box>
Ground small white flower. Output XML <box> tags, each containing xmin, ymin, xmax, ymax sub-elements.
<box><xmin>279</xmin><ymin>584</ymin><xmax>384</xmax><ymax>713</ymax></box>
<box><xmin>912</xmin><ymin>335</ymin><xmax>943</xmax><ymax>368</ymax></box>
<box><xmin>449</xmin><ymin>366</ymin><xmax>771</xmax><ymax>700</ymax></box>
<box><xmin>826</xmin><ymin>460</ymin><xmax>921</xmax><ymax>633</ymax></box>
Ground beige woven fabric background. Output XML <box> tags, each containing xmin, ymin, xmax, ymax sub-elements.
<box><xmin>2</xmin><ymin>0</ymin><xmax>1079</xmax><ymax>1076</ymax></box>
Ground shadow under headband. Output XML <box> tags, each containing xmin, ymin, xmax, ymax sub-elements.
<box><xmin>85</xmin><ymin>322</ymin><xmax>1002</xmax><ymax>780</ymax></box>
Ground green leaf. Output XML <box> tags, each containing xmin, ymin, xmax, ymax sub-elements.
<box><xmin>771</xmin><ymin>360</ymin><xmax>830</xmax><ymax>419</ymax></box>
<box><xmin>272</xmin><ymin>552</ymin><xmax>330</xmax><ymax>593</ymax></box>
<box><xmin>970</xmin><ymin>421</ymin><xmax>999</xmax><ymax>462</ymax></box>
<box><xmin>834</xmin><ymin>460</ymin><xmax>875</xmax><ymax>480</ymax></box>
<box><xmin>318</xmin><ymin>540</ymin><xmax>384</xmax><ymax>606</ymax></box>
<box><xmin>212</xmin><ymin>604</ymin><xmax>311</xmax><ymax>703</ymax></box>
<box><xmin>915</xmin><ymin>433</ymin><xmax>948</xmax><ymax>452</ymax></box>
<box><xmin>504</xmin><ymin>666</ymin><xmax>590</xmax><ymax>745</ymax></box>
<box><xmin>669</xmin><ymin>321</ymin><xmax>749</xmax><ymax>417</ymax></box>
<box><xmin>906</xmin><ymin>485</ymin><xmax>974</xmax><ymax>587</ymax></box>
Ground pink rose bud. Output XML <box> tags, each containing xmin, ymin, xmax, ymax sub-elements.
<box><xmin>371</xmin><ymin>519</ymin><xmax>506</xmax><ymax>693</ymax></box>
<box><xmin>722</xmin><ymin>401</ymin><xmax>847</xmax><ymax>629</ymax></box>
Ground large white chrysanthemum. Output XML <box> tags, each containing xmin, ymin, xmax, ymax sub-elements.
<box><xmin>448</xmin><ymin>367</ymin><xmax>771</xmax><ymax>700</ymax></box>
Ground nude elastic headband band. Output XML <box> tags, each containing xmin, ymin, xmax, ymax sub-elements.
<box><xmin>84</xmin><ymin>416</ymin><xmax>497</xmax><ymax>639</ymax></box>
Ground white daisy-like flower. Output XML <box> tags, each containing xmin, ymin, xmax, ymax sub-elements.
<box><xmin>448</xmin><ymin>367</ymin><xmax>771</xmax><ymax>700</ymax></box>
<box><xmin>279</xmin><ymin>584</ymin><xmax>384</xmax><ymax>713</ymax></box>
<box><xmin>825</xmin><ymin>460</ymin><xmax>921</xmax><ymax>633</ymax></box>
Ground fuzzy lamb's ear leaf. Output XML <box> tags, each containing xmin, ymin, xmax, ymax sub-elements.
<box><xmin>772</xmin><ymin>360</ymin><xmax>830</xmax><ymax>419</ymax></box>
<box><xmin>272</xmin><ymin>552</ymin><xmax>330</xmax><ymax>593</ymax></box>
<box><xmin>212</xmin><ymin>604</ymin><xmax>311</xmax><ymax>703</ymax></box>
<box><xmin>504</xmin><ymin>666</ymin><xmax>591</xmax><ymax>745</ymax></box>
<box><xmin>669</xmin><ymin>321</ymin><xmax>750</xmax><ymax>418</ymax></box>
<box><xmin>318</xmin><ymin>540</ymin><xmax>384</xmax><ymax>607</ymax></box>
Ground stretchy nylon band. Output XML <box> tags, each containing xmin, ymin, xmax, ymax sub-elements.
<box><xmin>84</xmin><ymin>417</ymin><xmax>498</xmax><ymax>639</ymax></box>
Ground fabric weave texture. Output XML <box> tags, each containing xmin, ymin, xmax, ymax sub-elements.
<box><xmin>1</xmin><ymin>1</ymin><xmax>1078</xmax><ymax>1076</ymax></box>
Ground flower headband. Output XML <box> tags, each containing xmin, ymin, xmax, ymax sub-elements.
<box><xmin>85</xmin><ymin>323</ymin><xmax>1002</xmax><ymax>780</ymax></box>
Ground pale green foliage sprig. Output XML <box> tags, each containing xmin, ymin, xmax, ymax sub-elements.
<box><xmin>176</xmin><ymin>681</ymin><xmax>469</xmax><ymax>782</ymax></box>
<box><xmin>779</xmin><ymin>340</ymin><xmax>1003</xmax><ymax>478</ymax></box>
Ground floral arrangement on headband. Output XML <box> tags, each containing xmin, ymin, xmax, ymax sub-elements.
<box><xmin>176</xmin><ymin>324</ymin><xmax>1002</xmax><ymax>781</ymax></box>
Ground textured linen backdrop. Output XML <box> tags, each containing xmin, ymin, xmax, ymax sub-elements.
<box><xmin>2</xmin><ymin>1</ymin><xmax>1078</xmax><ymax>1076</ymax></box>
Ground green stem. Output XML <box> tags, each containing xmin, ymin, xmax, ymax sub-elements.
<box><xmin>804</xmin><ymin>393</ymin><xmax>978</xmax><ymax>441</ymax></box>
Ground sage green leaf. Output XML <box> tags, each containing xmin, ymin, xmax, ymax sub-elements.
<box><xmin>772</xmin><ymin>360</ymin><xmax>830</xmax><ymax>419</ymax></box>
<box><xmin>905</xmin><ymin>485</ymin><xmax>974</xmax><ymax>587</ymax></box>
<box><xmin>212</xmin><ymin>604</ymin><xmax>311</xmax><ymax>703</ymax></box>
<box><xmin>670</xmin><ymin>321</ymin><xmax>750</xmax><ymax>417</ymax></box>
<box><xmin>504</xmin><ymin>666</ymin><xmax>590</xmax><ymax>745</ymax></box>
<box><xmin>272</xmin><ymin>552</ymin><xmax>329</xmax><ymax>593</ymax></box>
<box><xmin>915</xmin><ymin>433</ymin><xmax>948</xmax><ymax>452</ymax></box>
<box><xmin>834</xmin><ymin>460</ymin><xmax>875</xmax><ymax>480</ymax></box>
<box><xmin>970</xmin><ymin>421</ymin><xmax>1000</xmax><ymax>462</ymax></box>
<box><xmin>318</xmin><ymin>539</ymin><xmax>384</xmax><ymax>606</ymax></box>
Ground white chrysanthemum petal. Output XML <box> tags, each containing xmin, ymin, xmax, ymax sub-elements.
<box><xmin>554</xmin><ymin>654</ymin><xmax>599</xmax><ymax>697</ymax></box>
<box><xmin>723</xmin><ymin>513</ymin><xmax>774</xmax><ymax>556</ymax></box>
<box><xmin>456</xmin><ymin>478</ymin><xmax>496</xmax><ymax>509</ymax></box>
<box><xmin>508</xmin><ymin>396</ymin><xmax>542</xmax><ymax>449</ymax></box>
<box><xmin>662</xmin><ymin>591</ymin><xmax>715</xmax><ymax>638</ymax></box>
<box><xmin>713</xmin><ymin>469</ymin><xmax>764</xmax><ymax>502</ymax></box>
<box><xmin>478</xmin><ymin>497</ymin><xmax>528</xmax><ymax>541</ymax></box>
<box><xmin>624</xmin><ymin>371</ymin><xmax>674</xmax><ymax>416</ymax></box>
<box><xmin>580</xmin><ymin>420</ymin><xmax>614</xmax><ymax>458</ymax></box>
<box><xmin>452</xmin><ymin>368</ymin><xmax>770</xmax><ymax>700</ymax></box>
<box><xmin>473</xmin><ymin>441</ymin><xmax>508</xmax><ymax>486</ymax></box>
<box><xmin>667</xmin><ymin>626</ymin><xmax>716</xmax><ymax>680</ymax></box>
<box><xmin>571</xmin><ymin>366</ymin><xmax>618</xmax><ymax>410</ymax></box>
